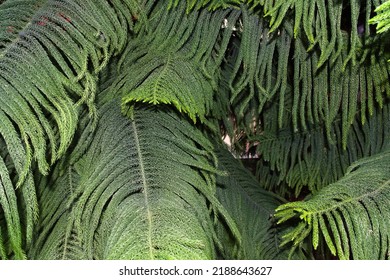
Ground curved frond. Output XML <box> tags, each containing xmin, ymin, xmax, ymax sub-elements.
<box><xmin>215</xmin><ymin>146</ymin><xmax>307</xmax><ymax>259</ymax></box>
<box><xmin>275</xmin><ymin>149</ymin><xmax>390</xmax><ymax>259</ymax></box>
<box><xmin>0</xmin><ymin>0</ymin><xmax>138</xmax><ymax>259</ymax></box>
<box><xmin>29</xmin><ymin>100</ymin><xmax>239</xmax><ymax>260</ymax></box>
<box><xmin>370</xmin><ymin>0</ymin><xmax>390</xmax><ymax>34</ymax></box>
<box><xmin>116</xmin><ymin>2</ymin><xmax>240</xmax><ymax>124</ymax></box>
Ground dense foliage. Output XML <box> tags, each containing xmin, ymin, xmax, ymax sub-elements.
<box><xmin>0</xmin><ymin>0</ymin><xmax>389</xmax><ymax>260</ymax></box>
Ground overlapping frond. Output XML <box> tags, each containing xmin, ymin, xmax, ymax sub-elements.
<box><xmin>208</xmin><ymin>2</ymin><xmax>390</xmax><ymax>156</ymax></box>
<box><xmin>0</xmin><ymin>0</ymin><xmax>389</xmax><ymax>261</ymax></box>
<box><xmin>116</xmin><ymin>1</ymin><xmax>241</xmax><ymax>124</ymax></box>
<box><xmin>29</xmin><ymin>100</ymin><xmax>239</xmax><ymax>260</ymax></box>
<box><xmin>253</xmin><ymin>100</ymin><xmax>390</xmax><ymax>197</ymax></box>
<box><xmin>275</xmin><ymin>149</ymin><xmax>390</xmax><ymax>259</ymax></box>
<box><xmin>0</xmin><ymin>0</ymin><xmax>138</xmax><ymax>259</ymax></box>
<box><xmin>215</xmin><ymin>146</ymin><xmax>308</xmax><ymax>259</ymax></box>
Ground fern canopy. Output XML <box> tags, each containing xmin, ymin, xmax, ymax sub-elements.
<box><xmin>0</xmin><ymin>0</ymin><xmax>390</xmax><ymax>260</ymax></box>
<box><xmin>0</xmin><ymin>0</ymin><xmax>139</xmax><ymax>258</ymax></box>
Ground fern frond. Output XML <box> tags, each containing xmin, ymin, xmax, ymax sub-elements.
<box><xmin>263</xmin><ymin>0</ymin><xmax>385</xmax><ymax>67</ymax></box>
<box><xmin>29</xmin><ymin>100</ymin><xmax>239</xmax><ymax>260</ymax></box>
<box><xmin>215</xmin><ymin>146</ymin><xmax>309</xmax><ymax>259</ymax></box>
<box><xmin>275</xmin><ymin>149</ymin><xmax>390</xmax><ymax>259</ymax></box>
<box><xmin>0</xmin><ymin>0</ymin><xmax>138</xmax><ymax>259</ymax></box>
<box><xmin>254</xmin><ymin>100</ymin><xmax>390</xmax><ymax>197</ymax></box>
<box><xmin>116</xmin><ymin>2</ymin><xmax>240</xmax><ymax>124</ymax></box>
<box><xmin>216</xmin><ymin>3</ymin><xmax>390</xmax><ymax>156</ymax></box>
<box><xmin>121</xmin><ymin>55</ymin><xmax>214</xmax><ymax>123</ymax></box>
<box><xmin>370</xmin><ymin>0</ymin><xmax>390</xmax><ymax>34</ymax></box>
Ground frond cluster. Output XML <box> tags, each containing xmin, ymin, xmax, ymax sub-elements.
<box><xmin>0</xmin><ymin>0</ymin><xmax>137</xmax><ymax>258</ymax></box>
<box><xmin>275</xmin><ymin>150</ymin><xmax>390</xmax><ymax>259</ymax></box>
<box><xmin>370</xmin><ymin>0</ymin><xmax>390</xmax><ymax>34</ymax></box>
<box><xmin>254</xmin><ymin>99</ymin><xmax>390</xmax><ymax>196</ymax></box>
<box><xmin>116</xmin><ymin>1</ymin><xmax>240</xmax><ymax>124</ymax></box>
<box><xmin>0</xmin><ymin>0</ymin><xmax>389</xmax><ymax>260</ymax></box>
<box><xmin>29</xmin><ymin>100</ymin><xmax>240</xmax><ymax>260</ymax></box>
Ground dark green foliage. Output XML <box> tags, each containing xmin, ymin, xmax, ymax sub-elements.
<box><xmin>215</xmin><ymin>147</ymin><xmax>307</xmax><ymax>259</ymax></box>
<box><xmin>0</xmin><ymin>0</ymin><xmax>389</xmax><ymax>260</ymax></box>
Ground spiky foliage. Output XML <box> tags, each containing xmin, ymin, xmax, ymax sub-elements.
<box><xmin>214</xmin><ymin>147</ymin><xmax>309</xmax><ymax>260</ymax></box>
<box><xmin>29</xmin><ymin>100</ymin><xmax>240</xmax><ymax>259</ymax></box>
<box><xmin>0</xmin><ymin>0</ymin><xmax>389</xmax><ymax>260</ymax></box>
<box><xmin>116</xmin><ymin>1</ymin><xmax>241</xmax><ymax>124</ymax></box>
<box><xmin>275</xmin><ymin>149</ymin><xmax>390</xmax><ymax>260</ymax></box>
<box><xmin>253</xmin><ymin>96</ymin><xmax>390</xmax><ymax>197</ymax></box>
<box><xmin>370</xmin><ymin>0</ymin><xmax>390</xmax><ymax>34</ymax></box>
<box><xmin>0</xmin><ymin>0</ymin><xmax>141</xmax><ymax>258</ymax></box>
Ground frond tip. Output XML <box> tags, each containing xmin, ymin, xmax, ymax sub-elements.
<box><xmin>275</xmin><ymin>150</ymin><xmax>390</xmax><ymax>259</ymax></box>
<box><xmin>369</xmin><ymin>1</ymin><xmax>390</xmax><ymax>34</ymax></box>
<box><xmin>121</xmin><ymin>56</ymin><xmax>214</xmax><ymax>123</ymax></box>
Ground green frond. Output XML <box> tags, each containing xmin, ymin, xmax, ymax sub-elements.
<box><xmin>0</xmin><ymin>0</ymin><xmax>139</xmax><ymax>259</ymax></box>
<box><xmin>370</xmin><ymin>0</ymin><xmax>390</xmax><ymax>34</ymax></box>
<box><xmin>215</xmin><ymin>146</ymin><xmax>308</xmax><ymax>259</ymax></box>
<box><xmin>29</xmin><ymin>100</ymin><xmax>239</xmax><ymax>260</ymax></box>
<box><xmin>121</xmin><ymin>56</ymin><xmax>214</xmax><ymax>123</ymax></box>
<box><xmin>262</xmin><ymin>0</ymin><xmax>385</xmax><ymax>67</ymax></box>
<box><xmin>216</xmin><ymin>2</ymin><xmax>390</xmax><ymax>154</ymax></box>
<box><xmin>253</xmin><ymin>100</ymin><xmax>390</xmax><ymax>197</ymax></box>
<box><xmin>0</xmin><ymin>0</ymin><xmax>389</xmax><ymax>261</ymax></box>
<box><xmin>116</xmin><ymin>2</ymin><xmax>239</xmax><ymax>124</ymax></box>
<box><xmin>275</xmin><ymin>149</ymin><xmax>390</xmax><ymax>259</ymax></box>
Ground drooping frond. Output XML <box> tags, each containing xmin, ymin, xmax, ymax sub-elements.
<box><xmin>29</xmin><ymin>100</ymin><xmax>239</xmax><ymax>260</ymax></box>
<box><xmin>215</xmin><ymin>146</ymin><xmax>308</xmax><ymax>259</ymax></box>
<box><xmin>214</xmin><ymin>2</ymin><xmax>390</xmax><ymax>153</ymax></box>
<box><xmin>253</xmin><ymin>99</ymin><xmax>390</xmax><ymax>197</ymax></box>
<box><xmin>238</xmin><ymin>0</ymin><xmax>390</xmax><ymax>68</ymax></box>
<box><xmin>116</xmin><ymin>1</ymin><xmax>241</xmax><ymax>124</ymax></box>
<box><xmin>0</xmin><ymin>0</ymin><xmax>139</xmax><ymax>259</ymax></box>
<box><xmin>275</xmin><ymin>149</ymin><xmax>390</xmax><ymax>259</ymax></box>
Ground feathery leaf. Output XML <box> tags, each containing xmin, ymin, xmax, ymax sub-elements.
<box><xmin>275</xmin><ymin>149</ymin><xmax>390</xmax><ymax>259</ymax></box>
<box><xmin>29</xmin><ymin>100</ymin><xmax>239</xmax><ymax>259</ymax></box>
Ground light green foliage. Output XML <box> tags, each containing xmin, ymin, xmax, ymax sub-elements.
<box><xmin>275</xmin><ymin>150</ymin><xmax>390</xmax><ymax>259</ymax></box>
<box><xmin>30</xmin><ymin>100</ymin><xmax>239</xmax><ymax>259</ymax></box>
<box><xmin>370</xmin><ymin>0</ymin><xmax>390</xmax><ymax>33</ymax></box>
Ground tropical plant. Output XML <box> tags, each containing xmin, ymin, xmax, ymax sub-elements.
<box><xmin>0</xmin><ymin>0</ymin><xmax>389</xmax><ymax>260</ymax></box>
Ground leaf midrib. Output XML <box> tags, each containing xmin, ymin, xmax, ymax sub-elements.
<box><xmin>306</xmin><ymin>179</ymin><xmax>390</xmax><ymax>217</ymax></box>
<box><xmin>132</xmin><ymin>119</ymin><xmax>154</xmax><ymax>259</ymax></box>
